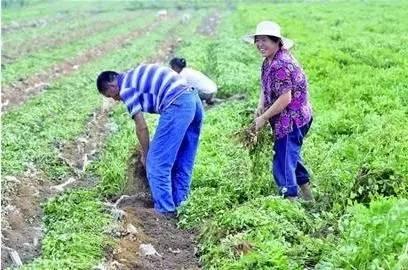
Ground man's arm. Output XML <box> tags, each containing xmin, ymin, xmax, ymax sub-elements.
<box><xmin>134</xmin><ymin>112</ymin><xmax>149</xmax><ymax>164</ymax></box>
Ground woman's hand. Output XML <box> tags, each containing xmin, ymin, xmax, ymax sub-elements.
<box><xmin>255</xmin><ymin>115</ymin><xmax>267</xmax><ymax>131</ymax></box>
<box><xmin>255</xmin><ymin>106</ymin><xmax>264</xmax><ymax>117</ymax></box>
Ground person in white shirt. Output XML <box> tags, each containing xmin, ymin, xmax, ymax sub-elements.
<box><xmin>170</xmin><ymin>57</ymin><xmax>217</xmax><ymax>105</ymax></box>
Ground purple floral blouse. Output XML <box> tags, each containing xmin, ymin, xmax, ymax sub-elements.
<box><xmin>261</xmin><ymin>48</ymin><xmax>312</xmax><ymax>139</ymax></box>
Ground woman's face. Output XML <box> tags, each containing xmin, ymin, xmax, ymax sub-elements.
<box><xmin>255</xmin><ymin>35</ymin><xmax>280</xmax><ymax>58</ymax></box>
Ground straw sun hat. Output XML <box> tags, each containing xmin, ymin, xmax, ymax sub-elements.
<box><xmin>242</xmin><ymin>21</ymin><xmax>294</xmax><ymax>50</ymax></box>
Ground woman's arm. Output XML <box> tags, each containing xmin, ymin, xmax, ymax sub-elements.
<box><xmin>255</xmin><ymin>91</ymin><xmax>291</xmax><ymax>130</ymax></box>
<box><xmin>256</xmin><ymin>89</ymin><xmax>265</xmax><ymax>116</ymax></box>
<box><xmin>262</xmin><ymin>91</ymin><xmax>291</xmax><ymax>119</ymax></box>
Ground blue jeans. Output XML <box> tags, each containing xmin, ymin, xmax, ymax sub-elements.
<box><xmin>272</xmin><ymin>119</ymin><xmax>312</xmax><ymax>197</ymax></box>
<box><xmin>146</xmin><ymin>90</ymin><xmax>204</xmax><ymax>213</ymax></box>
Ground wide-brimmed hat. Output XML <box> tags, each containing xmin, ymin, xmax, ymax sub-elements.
<box><xmin>242</xmin><ymin>21</ymin><xmax>294</xmax><ymax>50</ymax></box>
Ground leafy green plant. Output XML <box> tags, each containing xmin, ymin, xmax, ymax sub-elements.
<box><xmin>318</xmin><ymin>198</ymin><xmax>408</xmax><ymax>269</ymax></box>
<box><xmin>22</xmin><ymin>190</ymin><xmax>111</xmax><ymax>270</ymax></box>
<box><xmin>178</xmin><ymin>1</ymin><xmax>408</xmax><ymax>269</ymax></box>
<box><xmin>198</xmin><ymin>196</ymin><xmax>328</xmax><ymax>269</ymax></box>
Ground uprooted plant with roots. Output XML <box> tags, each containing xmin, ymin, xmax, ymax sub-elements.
<box><xmin>235</xmin><ymin>106</ymin><xmax>273</xmax><ymax>181</ymax></box>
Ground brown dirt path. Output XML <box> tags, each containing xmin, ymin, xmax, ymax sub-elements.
<box><xmin>1</xmin><ymin>168</ymin><xmax>53</xmax><ymax>268</ymax></box>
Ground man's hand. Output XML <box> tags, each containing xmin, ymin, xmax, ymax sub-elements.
<box><xmin>139</xmin><ymin>150</ymin><xmax>146</xmax><ymax>168</ymax></box>
<box><xmin>255</xmin><ymin>115</ymin><xmax>267</xmax><ymax>131</ymax></box>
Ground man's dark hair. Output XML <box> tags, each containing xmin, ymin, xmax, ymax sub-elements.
<box><xmin>169</xmin><ymin>57</ymin><xmax>187</xmax><ymax>70</ymax></box>
<box><xmin>96</xmin><ymin>71</ymin><xmax>119</xmax><ymax>93</ymax></box>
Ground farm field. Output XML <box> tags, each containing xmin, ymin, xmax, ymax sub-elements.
<box><xmin>1</xmin><ymin>0</ymin><xmax>407</xmax><ymax>270</ymax></box>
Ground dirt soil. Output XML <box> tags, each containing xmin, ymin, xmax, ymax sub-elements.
<box><xmin>99</xmin><ymin>154</ymin><xmax>201</xmax><ymax>270</ymax></box>
<box><xmin>1</xmin><ymin>168</ymin><xmax>53</xmax><ymax>268</ymax></box>
<box><xmin>1</xmin><ymin>100</ymin><xmax>116</xmax><ymax>268</ymax></box>
<box><xmin>56</xmin><ymin>100</ymin><xmax>116</xmax><ymax>179</ymax></box>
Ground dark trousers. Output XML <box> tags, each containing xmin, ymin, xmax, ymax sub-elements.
<box><xmin>272</xmin><ymin>119</ymin><xmax>312</xmax><ymax>197</ymax></box>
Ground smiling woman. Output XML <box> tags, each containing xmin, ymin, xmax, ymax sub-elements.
<box><xmin>256</xmin><ymin>35</ymin><xmax>283</xmax><ymax>55</ymax></box>
<box><xmin>244</xmin><ymin>20</ymin><xmax>314</xmax><ymax>200</ymax></box>
<box><xmin>176</xmin><ymin>1</ymin><xmax>408</xmax><ymax>268</ymax></box>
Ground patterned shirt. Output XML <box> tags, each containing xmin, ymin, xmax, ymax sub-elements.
<box><xmin>261</xmin><ymin>49</ymin><xmax>312</xmax><ymax>139</ymax></box>
<box><xmin>118</xmin><ymin>64</ymin><xmax>188</xmax><ymax>117</ymax></box>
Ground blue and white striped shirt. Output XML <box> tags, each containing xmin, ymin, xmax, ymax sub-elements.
<box><xmin>118</xmin><ymin>64</ymin><xmax>188</xmax><ymax>117</ymax></box>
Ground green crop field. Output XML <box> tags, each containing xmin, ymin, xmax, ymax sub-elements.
<box><xmin>1</xmin><ymin>1</ymin><xmax>407</xmax><ymax>269</ymax></box>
